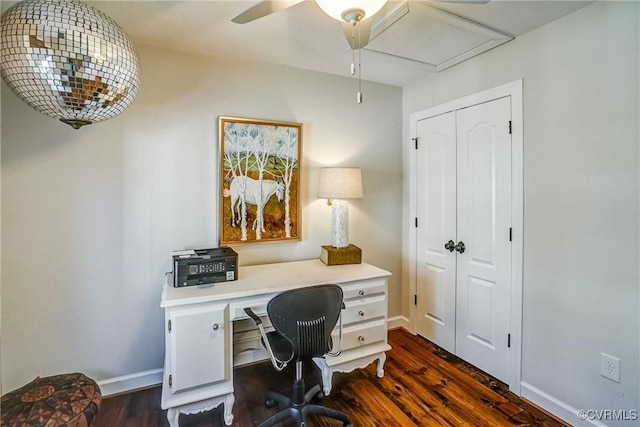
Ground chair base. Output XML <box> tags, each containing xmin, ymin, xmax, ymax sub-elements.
<box><xmin>257</xmin><ymin>381</ymin><xmax>351</xmax><ymax>427</ymax></box>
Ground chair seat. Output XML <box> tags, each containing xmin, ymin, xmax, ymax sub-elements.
<box><xmin>1</xmin><ymin>373</ymin><xmax>101</xmax><ymax>427</ymax></box>
<box><xmin>265</xmin><ymin>331</ymin><xmax>294</xmax><ymax>363</ymax></box>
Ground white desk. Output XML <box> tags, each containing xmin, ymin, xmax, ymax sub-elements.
<box><xmin>160</xmin><ymin>259</ymin><xmax>391</xmax><ymax>426</ymax></box>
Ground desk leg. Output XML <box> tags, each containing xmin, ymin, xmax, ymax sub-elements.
<box><xmin>314</xmin><ymin>351</ymin><xmax>389</xmax><ymax>397</ymax></box>
<box><xmin>223</xmin><ymin>393</ymin><xmax>235</xmax><ymax>425</ymax></box>
<box><xmin>167</xmin><ymin>408</ymin><xmax>180</xmax><ymax>427</ymax></box>
<box><xmin>312</xmin><ymin>357</ymin><xmax>334</xmax><ymax>396</ymax></box>
<box><xmin>165</xmin><ymin>393</ymin><xmax>234</xmax><ymax>427</ymax></box>
<box><xmin>321</xmin><ymin>363</ymin><xmax>334</xmax><ymax>396</ymax></box>
<box><xmin>376</xmin><ymin>352</ymin><xmax>386</xmax><ymax>378</ymax></box>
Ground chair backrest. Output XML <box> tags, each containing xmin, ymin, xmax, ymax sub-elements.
<box><xmin>267</xmin><ymin>284</ymin><xmax>343</xmax><ymax>361</ymax></box>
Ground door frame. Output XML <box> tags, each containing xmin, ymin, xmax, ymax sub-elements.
<box><xmin>407</xmin><ymin>79</ymin><xmax>523</xmax><ymax>394</ymax></box>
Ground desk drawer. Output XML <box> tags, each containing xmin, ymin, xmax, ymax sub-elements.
<box><xmin>342</xmin><ymin>279</ymin><xmax>386</xmax><ymax>300</ymax></box>
<box><xmin>335</xmin><ymin>318</ymin><xmax>387</xmax><ymax>351</ymax></box>
<box><xmin>342</xmin><ymin>295</ymin><xmax>386</xmax><ymax>324</ymax></box>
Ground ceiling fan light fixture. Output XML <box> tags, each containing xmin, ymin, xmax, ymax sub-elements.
<box><xmin>342</xmin><ymin>8</ymin><xmax>365</xmax><ymax>25</ymax></box>
<box><xmin>315</xmin><ymin>0</ymin><xmax>387</xmax><ymax>23</ymax></box>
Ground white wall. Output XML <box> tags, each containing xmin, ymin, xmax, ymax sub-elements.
<box><xmin>402</xmin><ymin>2</ymin><xmax>639</xmax><ymax>425</ymax></box>
<box><xmin>0</xmin><ymin>43</ymin><xmax>402</xmax><ymax>392</ymax></box>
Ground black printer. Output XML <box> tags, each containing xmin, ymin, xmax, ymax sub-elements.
<box><xmin>172</xmin><ymin>247</ymin><xmax>238</xmax><ymax>288</ymax></box>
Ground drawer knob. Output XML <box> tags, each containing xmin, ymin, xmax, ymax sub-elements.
<box><xmin>358</xmin><ymin>290</ymin><xmax>365</xmax><ymax>296</ymax></box>
<box><xmin>358</xmin><ymin>336</ymin><xmax>365</xmax><ymax>343</ymax></box>
<box><xmin>358</xmin><ymin>310</ymin><xmax>365</xmax><ymax>317</ymax></box>
<box><xmin>212</xmin><ymin>323</ymin><xmax>220</xmax><ymax>331</ymax></box>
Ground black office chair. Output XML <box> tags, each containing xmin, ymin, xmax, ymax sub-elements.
<box><xmin>244</xmin><ymin>284</ymin><xmax>352</xmax><ymax>427</ymax></box>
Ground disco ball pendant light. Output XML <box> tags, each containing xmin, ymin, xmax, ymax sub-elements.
<box><xmin>0</xmin><ymin>0</ymin><xmax>140</xmax><ymax>129</ymax></box>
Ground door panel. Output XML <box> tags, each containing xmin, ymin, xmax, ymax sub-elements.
<box><xmin>455</xmin><ymin>97</ymin><xmax>512</xmax><ymax>382</ymax></box>
<box><xmin>415</xmin><ymin>112</ymin><xmax>457</xmax><ymax>353</ymax></box>
<box><xmin>169</xmin><ymin>304</ymin><xmax>228</xmax><ymax>393</ymax></box>
<box><xmin>468</xmin><ymin>124</ymin><xmax>497</xmax><ymax>265</ymax></box>
<box><xmin>467</xmin><ymin>276</ymin><xmax>497</xmax><ymax>349</ymax></box>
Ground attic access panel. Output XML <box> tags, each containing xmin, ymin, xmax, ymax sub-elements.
<box><xmin>365</xmin><ymin>2</ymin><xmax>513</xmax><ymax>72</ymax></box>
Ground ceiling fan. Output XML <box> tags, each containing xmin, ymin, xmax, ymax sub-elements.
<box><xmin>231</xmin><ymin>0</ymin><xmax>490</xmax><ymax>50</ymax></box>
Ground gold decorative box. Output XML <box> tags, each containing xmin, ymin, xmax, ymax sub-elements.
<box><xmin>320</xmin><ymin>244</ymin><xmax>362</xmax><ymax>266</ymax></box>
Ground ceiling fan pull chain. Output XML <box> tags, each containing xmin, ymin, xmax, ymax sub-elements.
<box><xmin>350</xmin><ymin>26</ymin><xmax>356</xmax><ymax>76</ymax></box>
<box><xmin>357</xmin><ymin>24</ymin><xmax>363</xmax><ymax>104</ymax></box>
<box><xmin>357</xmin><ymin>50</ymin><xmax>362</xmax><ymax>104</ymax></box>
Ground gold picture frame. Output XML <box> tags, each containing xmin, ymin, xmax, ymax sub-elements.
<box><xmin>219</xmin><ymin>116</ymin><xmax>302</xmax><ymax>244</ymax></box>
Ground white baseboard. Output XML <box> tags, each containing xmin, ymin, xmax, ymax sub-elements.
<box><xmin>521</xmin><ymin>382</ymin><xmax>607</xmax><ymax>427</ymax></box>
<box><xmin>97</xmin><ymin>369</ymin><xmax>163</xmax><ymax>397</ymax></box>
<box><xmin>388</xmin><ymin>315</ymin><xmax>410</xmax><ymax>330</ymax></box>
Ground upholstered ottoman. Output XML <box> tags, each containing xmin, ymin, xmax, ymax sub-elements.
<box><xmin>1</xmin><ymin>372</ymin><xmax>101</xmax><ymax>427</ymax></box>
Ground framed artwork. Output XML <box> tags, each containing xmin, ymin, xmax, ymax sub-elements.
<box><xmin>219</xmin><ymin>116</ymin><xmax>302</xmax><ymax>244</ymax></box>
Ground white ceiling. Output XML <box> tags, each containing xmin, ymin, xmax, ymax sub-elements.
<box><xmin>1</xmin><ymin>0</ymin><xmax>593</xmax><ymax>87</ymax></box>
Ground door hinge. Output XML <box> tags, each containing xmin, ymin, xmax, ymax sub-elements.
<box><xmin>508</xmin><ymin>121</ymin><xmax>512</xmax><ymax>134</ymax></box>
<box><xmin>507</xmin><ymin>334</ymin><xmax>511</xmax><ymax>348</ymax></box>
<box><xmin>169</xmin><ymin>374</ymin><xmax>172</xmax><ymax>387</ymax></box>
<box><xmin>415</xmin><ymin>218</ymin><xmax>418</xmax><ymax>228</ymax></box>
<box><xmin>412</xmin><ymin>137</ymin><xmax>419</xmax><ymax>149</ymax></box>
<box><xmin>168</xmin><ymin>319</ymin><xmax>172</xmax><ymax>333</ymax></box>
<box><xmin>509</xmin><ymin>227</ymin><xmax>512</xmax><ymax>242</ymax></box>
<box><xmin>414</xmin><ymin>295</ymin><xmax>417</xmax><ymax>305</ymax></box>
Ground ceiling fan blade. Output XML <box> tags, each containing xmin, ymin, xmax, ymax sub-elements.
<box><xmin>231</xmin><ymin>0</ymin><xmax>304</xmax><ymax>24</ymax></box>
<box><xmin>341</xmin><ymin>18</ymin><xmax>373</xmax><ymax>49</ymax></box>
<box><xmin>435</xmin><ymin>0</ymin><xmax>490</xmax><ymax>3</ymax></box>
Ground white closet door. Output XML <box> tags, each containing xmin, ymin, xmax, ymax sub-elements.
<box><xmin>455</xmin><ymin>97</ymin><xmax>512</xmax><ymax>382</ymax></box>
<box><xmin>415</xmin><ymin>112</ymin><xmax>457</xmax><ymax>353</ymax></box>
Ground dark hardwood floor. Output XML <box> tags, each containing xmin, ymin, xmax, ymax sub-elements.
<box><xmin>95</xmin><ymin>328</ymin><xmax>568</xmax><ymax>426</ymax></box>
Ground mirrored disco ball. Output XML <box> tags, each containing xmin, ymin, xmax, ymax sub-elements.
<box><xmin>0</xmin><ymin>0</ymin><xmax>139</xmax><ymax>129</ymax></box>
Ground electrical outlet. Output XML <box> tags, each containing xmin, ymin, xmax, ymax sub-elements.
<box><xmin>600</xmin><ymin>353</ymin><xmax>620</xmax><ymax>382</ymax></box>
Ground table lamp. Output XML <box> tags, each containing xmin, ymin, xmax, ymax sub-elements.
<box><xmin>318</xmin><ymin>167</ymin><xmax>363</xmax><ymax>265</ymax></box>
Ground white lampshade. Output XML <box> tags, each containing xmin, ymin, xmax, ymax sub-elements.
<box><xmin>318</xmin><ymin>168</ymin><xmax>364</xmax><ymax>200</ymax></box>
<box><xmin>315</xmin><ymin>0</ymin><xmax>387</xmax><ymax>23</ymax></box>
<box><xmin>318</xmin><ymin>167</ymin><xmax>363</xmax><ymax>249</ymax></box>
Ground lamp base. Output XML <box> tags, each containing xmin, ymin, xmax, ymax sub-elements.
<box><xmin>320</xmin><ymin>244</ymin><xmax>362</xmax><ymax>266</ymax></box>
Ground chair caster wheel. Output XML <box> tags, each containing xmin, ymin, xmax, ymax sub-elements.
<box><xmin>315</xmin><ymin>391</ymin><xmax>324</xmax><ymax>400</ymax></box>
<box><xmin>265</xmin><ymin>398</ymin><xmax>276</xmax><ymax>408</ymax></box>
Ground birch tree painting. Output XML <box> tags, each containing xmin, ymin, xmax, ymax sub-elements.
<box><xmin>219</xmin><ymin>117</ymin><xmax>301</xmax><ymax>244</ymax></box>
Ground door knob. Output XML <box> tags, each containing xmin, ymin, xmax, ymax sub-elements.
<box><xmin>444</xmin><ymin>240</ymin><xmax>455</xmax><ymax>252</ymax></box>
<box><xmin>454</xmin><ymin>241</ymin><xmax>465</xmax><ymax>254</ymax></box>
